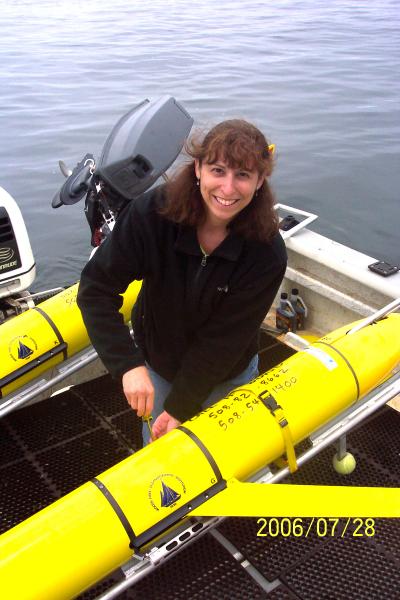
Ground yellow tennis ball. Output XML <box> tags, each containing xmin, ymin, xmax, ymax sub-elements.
<box><xmin>332</xmin><ymin>452</ymin><xmax>356</xmax><ymax>475</ymax></box>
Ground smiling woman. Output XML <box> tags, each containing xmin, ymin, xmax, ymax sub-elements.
<box><xmin>77</xmin><ymin>118</ymin><xmax>287</xmax><ymax>446</ymax></box>
<box><xmin>163</xmin><ymin>120</ymin><xmax>278</xmax><ymax>244</ymax></box>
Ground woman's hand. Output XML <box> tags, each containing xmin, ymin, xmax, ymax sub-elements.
<box><xmin>152</xmin><ymin>411</ymin><xmax>181</xmax><ymax>439</ymax></box>
<box><xmin>122</xmin><ymin>366</ymin><xmax>154</xmax><ymax>417</ymax></box>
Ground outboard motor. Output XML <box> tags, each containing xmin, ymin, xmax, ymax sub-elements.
<box><xmin>0</xmin><ymin>187</ymin><xmax>36</xmax><ymax>321</ymax></box>
<box><xmin>0</xmin><ymin>97</ymin><xmax>192</xmax><ymax>323</ymax></box>
<box><xmin>52</xmin><ymin>96</ymin><xmax>194</xmax><ymax>246</ymax></box>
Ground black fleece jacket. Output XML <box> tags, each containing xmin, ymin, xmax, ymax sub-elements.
<box><xmin>77</xmin><ymin>186</ymin><xmax>287</xmax><ymax>422</ymax></box>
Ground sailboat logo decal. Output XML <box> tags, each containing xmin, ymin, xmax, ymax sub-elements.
<box><xmin>18</xmin><ymin>340</ymin><xmax>34</xmax><ymax>359</ymax></box>
<box><xmin>160</xmin><ymin>480</ymin><xmax>181</xmax><ymax>507</ymax></box>
<box><xmin>8</xmin><ymin>335</ymin><xmax>38</xmax><ymax>362</ymax></box>
<box><xmin>148</xmin><ymin>474</ymin><xmax>187</xmax><ymax>511</ymax></box>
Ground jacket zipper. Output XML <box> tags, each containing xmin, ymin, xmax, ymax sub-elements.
<box><xmin>193</xmin><ymin>252</ymin><xmax>208</xmax><ymax>289</ymax></box>
<box><xmin>200</xmin><ymin>245</ymin><xmax>208</xmax><ymax>267</ymax></box>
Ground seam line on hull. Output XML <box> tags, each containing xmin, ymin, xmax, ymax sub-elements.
<box><xmin>315</xmin><ymin>341</ymin><xmax>360</xmax><ymax>399</ymax></box>
<box><xmin>34</xmin><ymin>306</ymin><xmax>68</xmax><ymax>360</ymax></box>
<box><xmin>178</xmin><ymin>425</ymin><xmax>223</xmax><ymax>481</ymax></box>
<box><xmin>91</xmin><ymin>477</ymin><xmax>137</xmax><ymax>549</ymax></box>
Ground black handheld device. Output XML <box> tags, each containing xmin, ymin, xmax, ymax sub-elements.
<box><xmin>368</xmin><ymin>261</ymin><xmax>399</xmax><ymax>277</ymax></box>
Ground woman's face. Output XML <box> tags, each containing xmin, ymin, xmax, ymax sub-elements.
<box><xmin>195</xmin><ymin>158</ymin><xmax>264</xmax><ymax>228</ymax></box>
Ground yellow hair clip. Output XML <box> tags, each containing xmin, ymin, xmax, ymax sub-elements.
<box><xmin>267</xmin><ymin>143</ymin><xmax>276</xmax><ymax>155</ymax></box>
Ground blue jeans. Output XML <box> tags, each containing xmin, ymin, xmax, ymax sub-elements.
<box><xmin>142</xmin><ymin>355</ymin><xmax>259</xmax><ymax>445</ymax></box>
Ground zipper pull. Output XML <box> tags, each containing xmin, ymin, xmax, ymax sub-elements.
<box><xmin>199</xmin><ymin>244</ymin><xmax>208</xmax><ymax>267</ymax></box>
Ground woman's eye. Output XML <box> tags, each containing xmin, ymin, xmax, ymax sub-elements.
<box><xmin>211</xmin><ymin>167</ymin><xmax>224</xmax><ymax>174</ymax></box>
<box><xmin>238</xmin><ymin>171</ymin><xmax>250</xmax><ymax>178</ymax></box>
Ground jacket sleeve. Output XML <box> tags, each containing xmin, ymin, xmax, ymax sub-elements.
<box><xmin>164</xmin><ymin>256</ymin><xmax>286</xmax><ymax>422</ymax></box>
<box><xmin>77</xmin><ymin>202</ymin><xmax>149</xmax><ymax>379</ymax></box>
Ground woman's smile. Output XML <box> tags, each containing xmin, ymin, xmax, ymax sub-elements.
<box><xmin>213</xmin><ymin>195</ymin><xmax>240</xmax><ymax>207</ymax></box>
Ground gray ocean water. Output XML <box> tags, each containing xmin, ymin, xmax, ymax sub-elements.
<box><xmin>0</xmin><ymin>0</ymin><xmax>399</xmax><ymax>290</ymax></box>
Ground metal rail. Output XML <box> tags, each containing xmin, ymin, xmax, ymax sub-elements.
<box><xmin>346</xmin><ymin>297</ymin><xmax>400</xmax><ymax>335</ymax></box>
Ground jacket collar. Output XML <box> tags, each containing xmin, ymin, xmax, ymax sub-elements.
<box><xmin>175</xmin><ymin>225</ymin><xmax>244</xmax><ymax>261</ymax></box>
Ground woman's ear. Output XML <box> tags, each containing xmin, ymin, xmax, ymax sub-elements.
<box><xmin>194</xmin><ymin>159</ymin><xmax>201</xmax><ymax>180</ymax></box>
<box><xmin>256</xmin><ymin>174</ymin><xmax>266</xmax><ymax>190</ymax></box>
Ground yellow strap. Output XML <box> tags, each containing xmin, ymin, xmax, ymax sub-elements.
<box><xmin>268</xmin><ymin>404</ymin><xmax>298</xmax><ymax>473</ymax></box>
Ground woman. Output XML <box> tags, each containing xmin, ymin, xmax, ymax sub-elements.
<box><xmin>77</xmin><ymin>119</ymin><xmax>287</xmax><ymax>444</ymax></box>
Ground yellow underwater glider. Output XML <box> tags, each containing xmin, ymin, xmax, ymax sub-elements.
<box><xmin>0</xmin><ymin>310</ymin><xmax>399</xmax><ymax>600</ymax></box>
<box><xmin>0</xmin><ymin>281</ymin><xmax>141</xmax><ymax>399</ymax></box>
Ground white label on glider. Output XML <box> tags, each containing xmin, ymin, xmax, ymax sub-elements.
<box><xmin>303</xmin><ymin>347</ymin><xmax>338</xmax><ymax>371</ymax></box>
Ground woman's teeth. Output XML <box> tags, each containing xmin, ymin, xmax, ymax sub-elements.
<box><xmin>214</xmin><ymin>196</ymin><xmax>238</xmax><ymax>206</ymax></box>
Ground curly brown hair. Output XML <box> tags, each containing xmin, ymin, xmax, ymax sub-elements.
<box><xmin>160</xmin><ymin>119</ymin><xmax>279</xmax><ymax>242</ymax></box>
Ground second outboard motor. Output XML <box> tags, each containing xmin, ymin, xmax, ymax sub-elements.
<box><xmin>0</xmin><ymin>187</ymin><xmax>36</xmax><ymax>321</ymax></box>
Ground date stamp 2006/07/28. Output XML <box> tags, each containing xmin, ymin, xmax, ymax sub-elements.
<box><xmin>256</xmin><ymin>517</ymin><xmax>375</xmax><ymax>538</ymax></box>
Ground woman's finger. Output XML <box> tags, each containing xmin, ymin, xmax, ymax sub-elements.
<box><xmin>144</xmin><ymin>389</ymin><xmax>154</xmax><ymax>416</ymax></box>
<box><xmin>136</xmin><ymin>394</ymin><xmax>147</xmax><ymax>417</ymax></box>
<box><xmin>126</xmin><ymin>393</ymin><xmax>138</xmax><ymax>411</ymax></box>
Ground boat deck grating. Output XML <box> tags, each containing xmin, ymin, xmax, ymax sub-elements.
<box><xmin>1</xmin><ymin>333</ymin><xmax>399</xmax><ymax>599</ymax></box>
<box><xmin>283</xmin><ymin>535</ymin><xmax>400</xmax><ymax>599</ymax></box>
